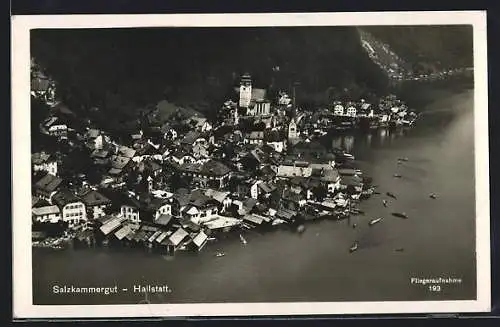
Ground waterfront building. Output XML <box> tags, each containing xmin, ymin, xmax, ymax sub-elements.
<box><xmin>52</xmin><ymin>189</ymin><xmax>87</xmax><ymax>227</ymax></box>
<box><xmin>333</xmin><ymin>104</ymin><xmax>344</xmax><ymax>116</ymax></box>
<box><xmin>80</xmin><ymin>189</ymin><xmax>112</xmax><ymax>220</ymax></box>
<box><xmin>346</xmin><ymin>105</ymin><xmax>357</xmax><ymax>117</ymax></box>
<box><xmin>32</xmin><ymin>205</ymin><xmax>61</xmax><ymax>224</ymax></box>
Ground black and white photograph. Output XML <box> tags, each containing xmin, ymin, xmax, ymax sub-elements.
<box><xmin>12</xmin><ymin>12</ymin><xmax>490</xmax><ymax>318</ymax></box>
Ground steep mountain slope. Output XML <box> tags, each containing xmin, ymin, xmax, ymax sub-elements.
<box><xmin>360</xmin><ymin>25</ymin><xmax>473</xmax><ymax>73</ymax></box>
<box><xmin>31</xmin><ymin>26</ymin><xmax>389</xmax><ymax>121</ymax></box>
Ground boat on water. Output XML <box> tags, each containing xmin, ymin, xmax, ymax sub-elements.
<box><xmin>398</xmin><ymin>157</ymin><xmax>409</xmax><ymax>162</ymax></box>
<box><xmin>392</xmin><ymin>212</ymin><xmax>408</xmax><ymax>219</ymax></box>
<box><xmin>386</xmin><ymin>192</ymin><xmax>397</xmax><ymax>199</ymax></box>
<box><xmin>215</xmin><ymin>252</ymin><xmax>225</xmax><ymax>257</ymax></box>
<box><xmin>239</xmin><ymin>234</ymin><xmax>247</xmax><ymax>245</ymax></box>
<box><xmin>429</xmin><ymin>193</ymin><xmax>438</xmax><ymax>199</ymax></box>
<box><xmin>343</xmin><ymin>153</ymin><xmax>355</xmax><ymax>160</ymax></box>
<box><xmin>393</xmin><ymin>173</ymin><xmax>402</xmax><ymax>178</ymax></box>
<box><xmin>207</xmin><ymin>237</ymin><xmax>217</xmax><ymax>242</ymax></box>
<box><xmin>349</xmin><ymin>241</ymin><xmax>359</xmax><ymax>253</ymax></box>
<box><xmin>382</xmin><ymin>199</ymin><xmax>388</xmax><ymax>207</ymax></box>
<box><xmin>368</xmin><ymin>218</ymin><xmax>383</xmax><ymax>226</ymax></box>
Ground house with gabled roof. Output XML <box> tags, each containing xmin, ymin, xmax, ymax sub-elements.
<box><xmin>179</xmin><ymin>159</ymin><xmax>232</xmax><ymax>188</ymax></box>
<box><xmin>34</xmin><ymin>172</ymin><xmax>63</xmax><ymax>201</ymax></box>
<box><xmin>188</xmin><ymin>230</ymin><xmax>209</xmax><ymax>251</ymax></box>
<box><xmin>32</xmin><ymin>205</ymin><xmax>61</xmax><ymax>224</ymax></box>
<box><xmin>167</xmin><ymin>227</ymin><xmax>190</xmax><ymax>252</ymax></box>
<box><xmin>99</xmin><ymin>189</ymin><xmax>141</xmax><ymax>223</ymax></box>
<box><xmin>32</xmin><ymin>151</ymin><xmax>58</xmax><ymax>176</ymax></box>
<box><xmin>182</xmin><ymin>192</ymin><xmax>220</xmax><ymax>225</ymax></box>
<box><xmin>108</xmin><ymin>155</ymin><xmax>132</xmax><ymax>177</ymax></box>
<box><xmin>79</xmin><ymin>189</ymin><xmax>112</xmax><ymax>220</ymax></box>
<box><xmin>52</xmin><ymin>188</ymin><xmax>87</xmax><ymax>227</ymax></box>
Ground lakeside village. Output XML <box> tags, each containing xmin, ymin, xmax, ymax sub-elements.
<box><xmin>31</xmin><ymin>70</ymin><xmax>419</xmax><ymax>256</ymax></box>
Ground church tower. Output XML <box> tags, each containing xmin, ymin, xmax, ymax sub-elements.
<box><xmin>239</xmin><ymin>73</ymin><xmax>252</xmax><ymax>108</ymax></box>
<box><xmin>288</xmin><ymin>118</ymin><xmax>298</xmax><ymax>140</ymax></box>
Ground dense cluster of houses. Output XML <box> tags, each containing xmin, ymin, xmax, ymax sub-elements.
<box><xmin>31</xmin><ymin>71</ymin><xmax>382</xmax><ymax>255</ymax></box>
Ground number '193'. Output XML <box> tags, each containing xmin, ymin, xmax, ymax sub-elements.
<box><xmin>429</xmin><ymin>285</ymin><xmax>441</xmax><ymax>292</ymax></box>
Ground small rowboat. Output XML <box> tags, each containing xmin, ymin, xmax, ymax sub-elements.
<box><xmin>392</xmin><ymin>212</ymin><xmax>408</xmax><ymax>219</ymax></box>
<box><xmin>386</xmin><ymin>192</ymin><xmax>397</xmax><ymax>199</ymax></box>
<box><xmin>349</xmin><ymin>241</ymin><xmax>359</xmax><ymax>253</ymax></box>
<box><xmin>369</xmin><ymin>218</ymin><xmax>383</xmax><ymax>226</ymax></box>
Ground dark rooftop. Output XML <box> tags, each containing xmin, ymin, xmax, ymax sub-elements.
<box><xmin>52</xmin><ymin>189</ymin><xmax>81</xmax><ymax>208</ymax></box>
<box><xmin>80</xmin><ymin>189</ymin><xmax>112</xmax><ymax>206</ymax></box>
<box><xmin>34</xmin><ymin>173</ymin><xmax>63</xmax><ymax>193</ymax></box>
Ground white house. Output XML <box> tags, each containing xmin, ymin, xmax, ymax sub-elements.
<box><xmin>120</xmin><ymin>203</ymin><xmax>140</xmax><ymax>223</ymax></box>
<box><xmin>80</xmin><ymin>189</ymin><xmax>112</xmax><ymax>220</ymax></box>
<box><xmin>48</xmin><ymin>124</ymin><xmax>68</xmax><ymax>137</ymax></box>
<box><xmin>277</xmin><ymin>161</ymin><xmax>312</xmax><ymax>178</ymax></box>
<box><xmin>32</xmin><ymin>152</ymin><xmax>58</xmax><ymax>176</ymax></box>
<box><xmin>52</xmin><ymin>190</ymin><xmax>87</xmax><ymax>227</ymax></box>
<box><xmin>191</xmin><ymin>117</ymin><xmax>212</xmax><ymax>132</ymax></box>
<box><xmin>244</xmin><ymin>131</ymin><xmax>265</xmax><ymax>145</ymax></box>
<box><xmin>32</xmin><ymin>205</ymin><xmax>61</xmax><ymax>224</ymax></box>
<box><xmin>184</xmin><ymin>203</ymin><xmax>219</xmax><ymax>225</ymax></box>
<box><xmin>250</xmin><ymin>180</ymin><xmax>262</xmax><ymax>199</ymax></box>
<box><xmin>346</xmin><ymin>105</ymin><xmax>357</xmax><ymax>117</ymax></box>
<box><xmin>150</xmin><ymin>197</ymin><xmax>173</xmax><ymax>220</ymax></box>
<box><xmin>171</xmin><ymin>151</ymin><xmax>196</xmax><ymax>165</ymax></box>
<box><xmin>266</xmin><ymin>140</ymin><xmax>286</xmax><ymax>153</ymax></box>
<box><xmin>278</xmin><ymin>91</ymin><xmax>292</xmax><ymax>106</ymax></box>
<box><xmin>333</xmin><ymin>104</ymin><xmax>344</xmax><ymax>116</ymax></box>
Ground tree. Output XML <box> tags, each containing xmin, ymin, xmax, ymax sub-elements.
<box><xmin>125</xmin><ymin>170</ymin><xmax>139</xmax><ymax>189</ymax></box>
<box><xmin>240</xmin><ymin>155</ymin><xmax>260</xmax><ymax>172</ymax></box>
<box><xmin>227</xmin><ymin>176</ymin><xmax>241</xmax><ymax>193</ymax></box>
<box><xmin>311</xmin><ymin>185</ymin><xmax>328</xmax><ymax>202</ymax></box>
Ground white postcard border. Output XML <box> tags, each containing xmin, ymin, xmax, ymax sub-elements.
<box><xmin>11</xmin><ymin>11</ymin><xmax>490</xmax><ymax>318</ymax></box>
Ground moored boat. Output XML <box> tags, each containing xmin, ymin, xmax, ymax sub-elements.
<box><xmin>368</xmin><ymin>217</ymin><xmax>383</xmax><ymax>226</ymax></box>
<box><xmin>239</xmin><ymin>234</ymin><xmax>247</xmax><ymax>245</ymax></box>
<box><xmin>349</xmin><ymin>241</ymin><xmax>359</xmax><ymax>253</ymax></box>
<box><xmin>392</xmin><ymin>212</ymin><xmax>408</xmax><ymax>219</ymax></box>
<box><xmin>386</xmin><ymin>192</ymin><xmax>397</xmax><ymax>199</ymax></box>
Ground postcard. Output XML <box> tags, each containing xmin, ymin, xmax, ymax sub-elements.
<box><xmin>11</xmin><ymin>11</ymin><xmax>490</xmax><ymax>318</ymax></box>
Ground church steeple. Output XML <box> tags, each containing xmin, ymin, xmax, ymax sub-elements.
<box><xmin>239</xmin><ymin>73</ymin><xmax>252</xmax><ymax>108</ymax></box>
<box><xmin>288</xmin><ymin>118</ymin><xmax>298</xmax><ymax>140</ymax></box>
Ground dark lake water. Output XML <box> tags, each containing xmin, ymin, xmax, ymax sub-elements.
<box><xmin>32</xmin><ymin>87</ymin><xmax>476</xmax><ymax>305</ymax></box>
